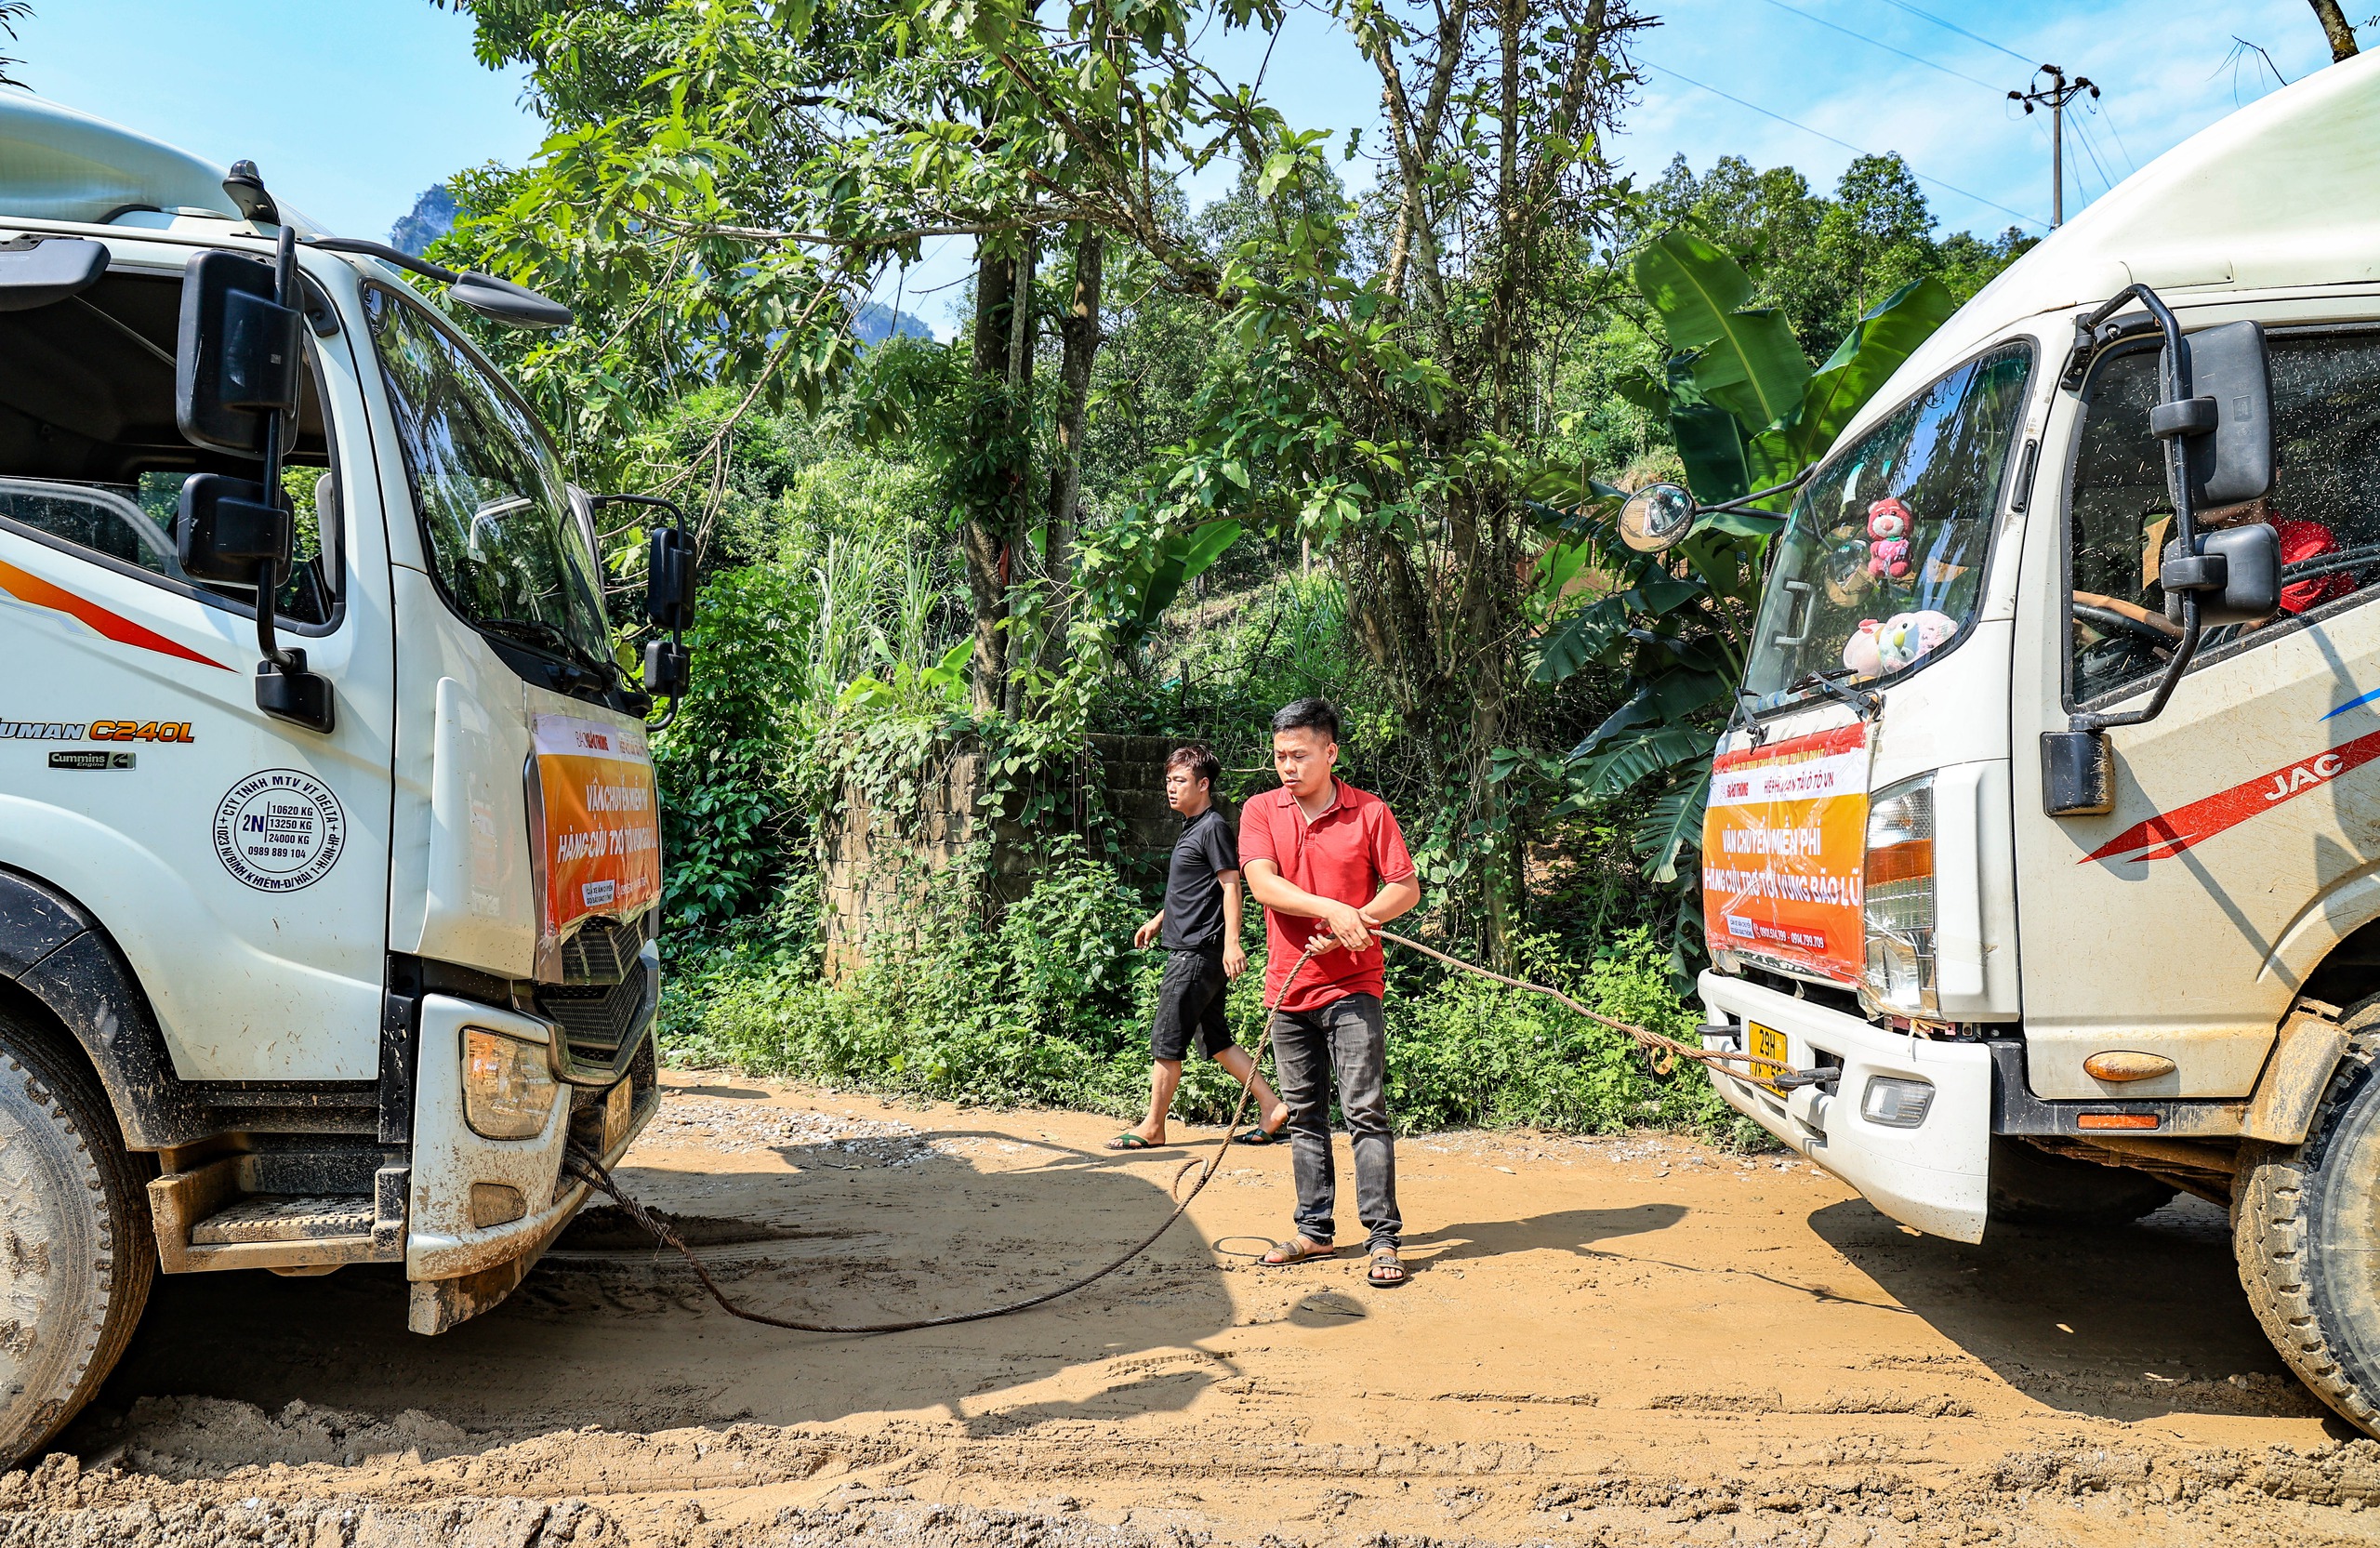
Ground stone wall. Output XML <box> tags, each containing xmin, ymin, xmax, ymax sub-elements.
<box><xmin>818</xmin><ymin>733</ymin><xmax>1183</xmax><ymax>980</ymax></box>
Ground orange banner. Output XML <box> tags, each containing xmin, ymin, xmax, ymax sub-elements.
<box><xmin>1701</xmin><ymin>722</ymin><xmax>1871</xmax><ymax>984</ymax></box>
<box><xmin>533</xmin><ymin>712</ymin><xmax>660</xmax><ymax>948</ymax></box>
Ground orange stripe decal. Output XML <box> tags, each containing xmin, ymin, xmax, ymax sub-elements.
<box><xmin>0</xmin><ymin>557</ymin><xmax>231</xmax><ymax>671</ymax></box>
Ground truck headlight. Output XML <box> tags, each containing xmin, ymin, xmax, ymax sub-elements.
<box><xmin>1862</xmin><ymin>774</ymin><xmax>1937</xmax><ymax>1015</ymax></box>
<box><xmin>462</xmin><ymin>1027</ymin><xmax>557</xmax><ymax>1140</ymax></box>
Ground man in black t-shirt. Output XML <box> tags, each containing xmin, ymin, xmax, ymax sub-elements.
<box><xmin>1108</xmin><ymin>745</ymin><xmax>1290</xmax><ymax>1150</ymax></box>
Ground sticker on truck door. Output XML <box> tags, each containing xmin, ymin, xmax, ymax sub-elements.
<box><xmin>529</xmin><ymin>713</ymin><xmax>660</xmax><ymax>950</ymax></box>
<box><xmin>1701</xmin><ymin>723</ymin><xmax>1871</xmax><ymax>984</ymax></box>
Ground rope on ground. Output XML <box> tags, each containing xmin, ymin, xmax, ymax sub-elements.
<box><xmin>562</xmin><ymin>943</ymin><xmax>1321</xmax><ymax>1336</ymax></box>
<box><xmin>570</xmin><ymin>928</ymin><xmax>1808</xmax><ymax>1335</ymax></box>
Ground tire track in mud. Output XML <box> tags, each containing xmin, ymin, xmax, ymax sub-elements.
<box><xmin>12</xmin><ymin>1077</ymin><xmax>2380</xmax><ymax>1545</ymax></box>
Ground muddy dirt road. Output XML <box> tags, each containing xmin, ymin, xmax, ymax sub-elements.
<box><xmin>9</xmin><ymin>1072</ymin><xmax>2380</xmax><ymax>1546</ymax></box>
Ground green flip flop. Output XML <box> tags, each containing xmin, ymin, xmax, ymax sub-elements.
<box><xmin>1105</xmin><ymin>1132</ymin><xmax>1159</xmax><ymax>1150</ymax></box>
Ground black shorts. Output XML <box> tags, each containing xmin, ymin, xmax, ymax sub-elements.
<box><xmin>1151</xmin><ymin>946</ymin><xmax>1233</xmax><ymax>1063</ymax></box>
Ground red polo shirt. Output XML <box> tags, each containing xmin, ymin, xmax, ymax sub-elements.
<box><xmin>1237</xmin><ymin>778</ymin><xmax>1417</xmax><ymax>1013</ymax></box>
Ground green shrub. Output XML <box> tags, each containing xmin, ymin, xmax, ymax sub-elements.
<box><xmin>661</xmin><ymin>879</ymin><xmax>1761</xmax><ymax>1144</ymax></box>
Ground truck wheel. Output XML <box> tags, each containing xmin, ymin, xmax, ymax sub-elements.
<box><xmin>2234</xmin><ymin>1025</ymin><xmax>2380</xmax><ymax>1433</ymax></box>
<box><xmin>1988</xmin><ymin>1137</ymin><xmax>2176</xmax><ymax>1225</ymax></box>
<box><xmin>0</xmin><ymin>1025</ymin><xmax>152</xmax><ymax>1465</ymax></box>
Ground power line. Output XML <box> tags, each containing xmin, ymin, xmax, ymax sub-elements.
<box><xmin>1871</xmin><ymin>0</ymin><xmax>2034</xmax><ymax>66</ymax></box>
<box><xmin>2067</xmin><ymin>112</ymin><xmax>2118</xmax><ymax>199</ymax></box>
<box><xmin>1637</xmin><ymin>57</ymin><xmax>2047</xmax><ymax>229</ymax></box>
<box><xmin>1753</xmin><ymin>0</ymin><xmax>1998</xmax><ymax>92</ymax></box>
<box><xmin>2091</xmin><ymin>99</ymin><xmax>2138</xmax><ymax>176</ymax></box>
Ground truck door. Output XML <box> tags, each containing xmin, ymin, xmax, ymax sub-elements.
<box><xmin>2012</xmin><ymin>324</ymin><xmax>2380</xmax><ymax>1099</ymax></box>
<box><xmin>0</xmin><ymin>258</ymin><xmax>393</xmax><ymax>1080</ymax></box>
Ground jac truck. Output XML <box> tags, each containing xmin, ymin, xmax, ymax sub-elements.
<box><xmin>1648</xmin><ymin>49</ymin><xmax>2380</xmax><ymax>1434</ymax></box>
<box><xmin>0</xmin><ymin>96</ymin><xmax>694</xmax><ymax>1461</ymax></box>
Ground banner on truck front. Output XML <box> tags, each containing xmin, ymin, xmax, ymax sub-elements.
<box><xmin>1700</xmin><ymin>722</ymin><xmax>1871</xmax><ymax>984</ymax></box>
<box><xmin>532</xmin><ymin>712</ymin><xmax>661</xmax><ymax>948</ymax></box>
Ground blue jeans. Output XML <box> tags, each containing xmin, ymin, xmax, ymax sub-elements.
<box><xmin>1268</xmin><ymin>994</ymin><xmax>1400</xmax><ymax>1249</ymax></box>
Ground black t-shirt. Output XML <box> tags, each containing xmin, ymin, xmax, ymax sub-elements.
<box><xmin>1161</xmin><ymin>805</ymin><xmax>1239</xmax><ymax>950</ymax></box>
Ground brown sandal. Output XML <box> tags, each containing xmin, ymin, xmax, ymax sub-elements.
<box><xmin>1368</xmin><ymin>1245</ymin><xmax>1407</xmax><ymax>1286</ymax></box>
<box><xmin>1260</xmin><ymin>1236</ymin><xmax>1335</xmax><ymax>1265</ymax></box>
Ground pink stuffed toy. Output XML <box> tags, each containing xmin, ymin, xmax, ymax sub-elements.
<box><xmin>1841</xmin><ymin>618</ymin><xmax>1884</xmax><ymax>678</ymax></box>
<box><xmin>1866</xmin><ymin>496</ymin><xmax>1913</xmax><ymax>580</ymax></box>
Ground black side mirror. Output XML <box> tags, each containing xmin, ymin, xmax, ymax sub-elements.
<box><xmin>174</xmin><ymin>211</ymin><xmax>333</xmax><ymax>734</ymax></box>
<box><xmin>176</xmin><ymin>250</ymin><xmax>301</xmax><ymax>458</ymax></box>
<box><xmin>643</xmin><ymin>639</ymin><xmax>691</xmax><ymax>699</ymax></box>
<box><xmin>646</xmin><ymin>525</ymin><xmax>695</xmax><ymax>631</ymax></box>
<box><xmin>2165</xmin><ymin>321</ymin><xmax>2274</xmax><ymax>509</ymax></box>
<box><xmin>2162</xmin><ymin>522</ymin><xmax>2281</xmax><ymax>628</ymax></box>
<box><xmin>449</xmin><ymin>271</ymin><xmax>574</xmax><ymax>331</ymax></box>
<box><xmin>177</xmin><ymin>474</ymin><xmax>291</xmax><ymax>586</ymax></box>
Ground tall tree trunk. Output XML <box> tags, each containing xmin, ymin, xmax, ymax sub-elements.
<box><xmin>2310</xmin><ymin>0</ymin><xmax>2360</xmax><ymax>60</ymax></box>
<box><xmin>1040</xmin><ymin>228</ymin><xmax>1104</xmax><ymax>681</ymax></box>
<box><xmin>999</xmin><ymin>234</ymin><xmax>1038</xmax><ymax>719</ymax></box>
<box><xmin>963</xmin><ymin>249</ymin><xmax>1017</xmax><ymax>715</ymax></box>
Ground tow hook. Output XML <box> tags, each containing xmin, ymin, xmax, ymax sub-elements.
<box><xmin>1780</xmin><ymin>1071</ymin><xmax>1839</xmax><ymax>1147</ymax></box>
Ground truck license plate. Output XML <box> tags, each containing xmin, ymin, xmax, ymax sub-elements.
<box><xmin>1748</xmin><ymin>1022</ymin><xmax>1789</xmax><ymax>1082</ymax></box>
<box><xmin>602</xmin><ymin>1078</ymin><xmax>634</xmax><ymax>1155</ymax></box>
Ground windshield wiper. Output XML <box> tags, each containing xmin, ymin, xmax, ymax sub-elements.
<box><xmin>1726</xmin><ymin>687</ymin><xmax>1771</xmax><ymax>749</ymax></box>
<box><xmin>1790</xmin><ymin>668</ymin><xmax>1884</xmax><ymax>721</ymax></box>
<box><xmin>477</xmin><ymin>615</ymin><xmax>620</xmax><ymax>688</ymax></box>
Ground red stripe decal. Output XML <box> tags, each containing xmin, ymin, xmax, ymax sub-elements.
<box><xmin>0</xmin><ymin>558</ymin><xmax>230</xmax><ymax>671</ymax></box>
<box><xmin>2082</xmin><ymin>727</ymin><xmax>2380</xmax><ymax>865</ymax></box>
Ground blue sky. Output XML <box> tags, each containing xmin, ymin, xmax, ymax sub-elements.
<box><xmin>15</xmin><ymin>0</ymin><xmax>2366</xmax><ymax>337</ymax></box>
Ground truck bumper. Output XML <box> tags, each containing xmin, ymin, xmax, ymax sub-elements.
<box><xmin>1697</xmin><ymin>971</ymin><xmax>1993</xmax><ymax>1243</ymax></box>
<box><xmin>403</xmin><ymin>972</ymin><xmax>661</xmax><ymax>1334</ymax></box>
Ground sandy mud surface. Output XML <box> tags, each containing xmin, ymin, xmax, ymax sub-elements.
<box><xmin>8</xmin><ymin>1071</ymin><xmax>2380</xmax><ymax>1545</ymax></box>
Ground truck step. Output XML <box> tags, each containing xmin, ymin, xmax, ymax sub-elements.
<box><xmin>150</xmin><ymin>1147</ymin><xmax>408</xmax><ymax>1275</ymax></box>
<box><xmin>190</xmin><ymin>1195</ymin><xmax>376</xmax><ymax>1246</ymax></box>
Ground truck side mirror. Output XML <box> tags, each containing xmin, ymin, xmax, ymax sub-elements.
<box><xmin>643</xmin><ymin>639</ymin><xmax>691</xmax><ymax>699</ymax></box>
<box><xmin>646</xmin><ymin>526</ymin><xmax>695</xmax><ymax>632</ymax></box>
<box><xmin>2162</xmin><ymin>522</ymin><xmax>2281</xmax><ymax>628</ymax></box>
<box><xmin>176</xmin><ymin>251</ymin><xmax>303</xmax><ymax>459</ymax></box>
<box><xmin>178</xmin><ymin>474</ymin><xmax>292</xmax><ymax>586</ymax></box>
<box><xmin>2160</xmin><ymin>320</ymin><xmax>2274</xmax><ymax>509</ymax></box>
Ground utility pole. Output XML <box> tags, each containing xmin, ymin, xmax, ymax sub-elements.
<box><xmin>2009</xmin><ymin>65</ymin><xmax>2099</xmax><ymax>227</ymax></box>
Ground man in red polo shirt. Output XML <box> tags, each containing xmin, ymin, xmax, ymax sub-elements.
<box><xmin>1238</xmin><ymin>698</ymin><xmax>1422</xmax><ymax>1287</ymax></box>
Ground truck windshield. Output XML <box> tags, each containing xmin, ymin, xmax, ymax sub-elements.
<box><xmin>1743</xmin><ymin>343</ymin><xmax>2033</xmax><ymax>708</ymax></box>
<box><xmin>361</xmin><ymin>286</ymin><xmax>610</xmax><ymax>668</ymax></box>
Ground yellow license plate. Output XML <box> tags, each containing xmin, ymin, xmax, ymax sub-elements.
<box><xmin>1748</xmin><ymin>1021</ymin><xmax>1790</xmax><ymax>1080</ymax></box>
<box><xmin>602</xmin><ymin>1078</ymin><xmax>634</xmax><ymax>1154</ymax></box>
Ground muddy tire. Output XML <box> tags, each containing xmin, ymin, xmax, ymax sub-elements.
<box><xmin>0</xmin><ymin>1024</ymin><xmax>152</xmax><ymax>1465</ymax></box>
<box><xmin>1988</xmin><ymin>1137</ymin><xmax>2176</xmax><ymax>1225</ymax></box>
<box><xmin>2234</xmin><ymin>1024</ymin><xmax>2380</xmax><ymax>1434</ymax></box>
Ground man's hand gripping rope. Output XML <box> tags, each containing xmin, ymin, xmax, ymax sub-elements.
<box><xmin>563</xmin><ymin>933</ymin><xmax>1806</xmax><ymax>1335</ymax></box>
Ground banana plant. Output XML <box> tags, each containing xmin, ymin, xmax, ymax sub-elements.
<box><xmin>1536</xmin><ymin>232</ymin><xmax>1954</xmax><ymax>975</ymax></box>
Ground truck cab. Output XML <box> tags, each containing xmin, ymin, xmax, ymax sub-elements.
<box><xmin>1690</xmin><ymin>51</ymin><xmax>2380</xmax><ymax>1434</ymax></box>
<box><xmin>0</xmin><ymin>97</ymin><xmax>684</xmax><ymax>1461</ymax></box>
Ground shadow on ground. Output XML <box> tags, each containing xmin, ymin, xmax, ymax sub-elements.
<box><xmin>85</xmin><ymin>1133</ymin><xmax>1246</xmax><ymax>1452</ymax></box>
<box><xmin>1808</xmin><ymin>1194</ymin><xmax>2339</xmax><ymax>1425</ymax></box>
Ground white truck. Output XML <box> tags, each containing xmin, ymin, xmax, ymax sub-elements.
<box><xmin>0</xmin><ymin>97</ymin><xmax>693</xmax><ymax>1461</ymax></box>
<box><xmin>1662</xmin><ymin>50</ymin><xmax>2380</xmax><ymax>1433</ymax></box>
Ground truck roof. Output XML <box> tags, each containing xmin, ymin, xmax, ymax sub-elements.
<box><xmin>1849</xmin><ymin>49</ymin><xmax>2380</xmax><ymax>443</ymax></box>
<box><xmin>0</xmin><ymin>93</ymin><xmax>317</xmax><ymax>235</ymax></box>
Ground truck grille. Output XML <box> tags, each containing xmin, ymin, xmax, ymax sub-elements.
<box><xmin>536</xmin><ymin>953</ymin><xmax>654</xmax><ymax>1062</ymax></box>
<box><xmin>560</xmin><ymin>916</ymin><xmax>645</xmax><ymax>985</ymax></box>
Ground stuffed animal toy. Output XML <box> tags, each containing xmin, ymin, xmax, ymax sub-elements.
<box><xmin>1841</xmin><ymin>618</ymin><xmax>1884</xmax><ymax>678</ymax></box>
<box><xmin>1866</xmin><ymin>496</ymin><xmax>1914</xmax><ymax>580</ymax></box>
<box><xmin>1874</xmin><ymin>609</ymin><xmax>1960</xmax><ymax>672</ymax></box>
